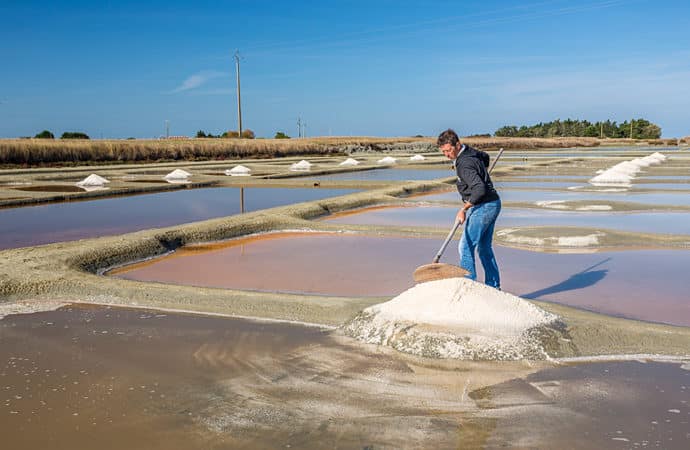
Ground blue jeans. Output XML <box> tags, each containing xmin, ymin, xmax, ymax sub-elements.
<box><xmin>459</xmin><ymin>199</ymin><xmax>501</xmax><ymax>288</ymax></box>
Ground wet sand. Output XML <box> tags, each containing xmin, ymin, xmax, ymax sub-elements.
<box><xmin>1</xmin><ymin>305</ymin><xmax>688</xmax><ymax>449</ymax></box>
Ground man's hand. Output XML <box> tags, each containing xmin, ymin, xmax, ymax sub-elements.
<box><xmin>456</xmin><ymin>209</ymin><xmax>466</xmax><ymax>224</ymax></box>
<box><xmin>457</xmin><ymin>202</ymin><xmax>473</xmax><ymax>224</ymax></box>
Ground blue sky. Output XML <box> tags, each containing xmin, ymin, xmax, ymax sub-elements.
<box><xmin>1</xmin><ymin>0</ymin><xmax>688</xmax><ymax>138</ymax></box>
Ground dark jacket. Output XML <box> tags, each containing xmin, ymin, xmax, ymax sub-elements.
<box><xmin>454</xmin><ymin>145</ymin><xmax>499</xmax><ymax>205</ymax></box>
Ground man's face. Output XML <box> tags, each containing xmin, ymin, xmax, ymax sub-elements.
<box><xmin>439</xmin><ymin>143</ymin><xmax>457</xmax><ymax>160</ymax></box>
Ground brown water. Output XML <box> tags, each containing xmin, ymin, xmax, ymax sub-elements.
<box><xmin>13</xmin><ymin>185</ymin><xmax>84</xmax><ymax>193</ymax></box>
<box><xmin>1</xmin><ymin>305</ymin><xmax>689</xmax><ymax>449</ymax></box>
<box><xmin>112</xmin><ymin>233</ymin><xmax>690</xmax><ymax>327</ymax></box>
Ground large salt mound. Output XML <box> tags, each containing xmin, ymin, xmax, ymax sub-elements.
<box><xmin>339</xmin><ymin>158</ymin><xmax>360</xmax><ymax>166</ymax></box>
<box><xmin>342</xmin><ymin>278</ymin><xmax>562</xmax><ymax>360</ymax></box>
<box><xmin>76</xmin><ymin>174</ymin><xmax>109</xmax><ymax>186</ymax></box>
<box><xmin>290</xmin><ymin>160</ymin><xmax>312</xmax><ymax>171</ymax></box>
<box><xmin>589</xmin><ymin>152</ymin><xmax>667</xmax><ymax>186</ymax></box>
<box><xmin>409</xmin><ymin>154</ymin><xmax>425</xmax><ymax>161</ymax></box>
<box><xmin>377</xmin><ymin>156</ymin><xmax>397</xmax><ymax>165</ymax></box>
<box><xmin>164</xmin><ymin>169</ymin><xmax>191</xmax><ymax>180</ymax></box>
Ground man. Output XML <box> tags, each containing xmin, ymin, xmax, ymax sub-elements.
<box><xmin>437</xmin><ymin>129</ymin><xmax>501</xmax><ymax>289</ymax></box>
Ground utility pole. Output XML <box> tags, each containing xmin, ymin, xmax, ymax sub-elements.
<box><xmin>165</xmin><ymin>120</ymin><xmax>169</xmax><ymax>139</ymax></box>
<box><xmin>303</xmin><ymin>122</ymin><xmax>306</xmax><ymax>138</ymax></box>
<box><xmin>630</xmin><ymin>119</ymin><xmax>634</xmax><ymax>139</ymax></box>
<box><xmin>600</xmin><ymin>122</ymin><xmax>603</xmax><ymax>138</ymax></box>
<box><xmin>234</xmin><ymin>50</ymin><xmax>243</xmax><ymax>137</ymax></box>
<box><xmin>297</xmin><ymin>116</ymin><xmax>302</xmax><ymax>138</ymax></box>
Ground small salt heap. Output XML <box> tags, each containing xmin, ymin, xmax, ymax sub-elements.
<box><xmin>339</xmin><ymin>158</ymin><xmax>360</xmax><ymax>166</ymax></box>
<box><xmin>290</xmin><ymin>160</ymin><xmax>312</xmax><ymax>171</ymax></box>
<box><xmin>409</xmin><ymin>154</ymin><xmax>425</xmax><ymax>161</ymax></box>
<box><xmin>76</xmin><ymin>174</ymin><xmax>109</xmax><ymax>191</ymax></box>
<box><xmin>164</xmin><ymin>169</ymin><xmax>192</xmax><ymax>183</ymax></box>
<box><xmin>343</xmin><ymin>277</ymin><xmax>561</xmax><ymax>360</ymax></box>
<box><xmin>76</xmin><ymin>174</ymin><xmax>109</xmax><ymax>187</ymax></box>
<box><xmin>226</xmin><ymin>165</ymin><xmax>251</xmax><ymax>176</ymax></box>
<box><xmin>377</xmin><ymin>156</ymin><xmax>397</xmax><ymax>165</ymax></box>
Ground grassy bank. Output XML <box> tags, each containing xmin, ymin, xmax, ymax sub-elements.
<box><xmin>0</xmin><ymin>136</ymin><xmax>602</xmax><ymax>167</ymax></box>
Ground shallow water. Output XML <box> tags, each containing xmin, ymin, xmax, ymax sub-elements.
<box><xmin>0</xmin><ymin>187</ymin><xmax>358</xmax><ymax>250</ymax></box>
<box><xmin>112</xmin><ymin>233</ymin><xmax>690</xmax><ymax>326</ymax></box>
<box><xmin>3</xmin><ymin>305</ymin><xmax>686</xmax><ymax>449</ymax></box>
<box><xmin>479</xmin><ymin>360</ymin><xmax>690</xmax><ymax>449</ymax></box>
<box><xmin>418</xmin><ymin>188</ymin><xmax>690</xmax><ymax>206</ymax></box>
<box><xmin>324</xmin><ymin>205</ymin><xmax>690</xmax><ymax>235</ymax></box>
<box><xmin>302</xmin><ymin>168</ymin><xmax>453</xmax><ymax>181</ymax></box>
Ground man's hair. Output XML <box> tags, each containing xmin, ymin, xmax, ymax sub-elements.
<box><xmin>437</xmin><ymin>129</ymin><xmax>459</xmax><ymax>147</ymax></box>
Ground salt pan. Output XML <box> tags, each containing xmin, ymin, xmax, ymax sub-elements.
<box><xmin>377</xmin><ymin>156</ymin><xmax>397</xmax><ymax>165</ymax></box>
<box><xmin>290</xmin><ymin>160</ymin><xmax>312</xmax><ymax>171</ymax></box>
<box><xmin>339</xmin><ymin>158</ymin><xmax>360</xmax><ymax>166</ymax></box>
<box><xmin>226</xmin><ymin>165</ymin><xmax>251</xmax><ymax>176</ymax></box>
<box><xmin>409</xmin><ymin>154</ymin><xmax>425</xmax><ymax>161</ymax></box>
<box><xmin>343</xmin><ymin>278</ymin><xmax>560</xmax><ymax>360</ymax></box>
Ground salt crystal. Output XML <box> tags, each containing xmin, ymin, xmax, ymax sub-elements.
<box><xmin>410</xmin><ymin>154</ymin><xmax>425</xmax><ymax>161</ymax></box>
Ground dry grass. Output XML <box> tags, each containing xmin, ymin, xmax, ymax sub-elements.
<box><xmin>0</xmin><ymin>136</ymin><xmax>601</xmax><ymax>167</ymax></box>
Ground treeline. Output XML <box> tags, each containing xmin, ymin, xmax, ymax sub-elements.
<box><xmin>33</xmin><ymin>130</ymin><xmax>90</xmax><ymax>139</ymax></box>
<box><xmin>495</xmin><ymin>118</ymin><xmax>662</xmax><ymax>139</ymax></box>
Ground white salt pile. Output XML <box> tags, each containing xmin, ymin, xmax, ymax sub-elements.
<box><xmin>164</xmin><ymin>169</ymin><xmax>192</xmax><ymax>180</ymax></box>
<box><xmin>377</xmin><ymin>156</ymin><xmax>397</xmax><ymax>165</ymax></box>
<box><xmin>589</xmin><ymin>152</ymin><xmax>666</xmax><ymax>187</ymax></box>
<box><xmin>290</xmin><ymin>160</ymin><xmax>312</xmax><ymax>171</ymax></box>
<box><xmin>225</xmin><ymin>165</ymin><xmax>251</xmax><ymax>176</ymax></box>
<box><xmin>339</xmin><ymin>158</ymin><xmax>360</xmax><ymax>166</ymax></box>
<box><xmin>342</xmin><ymin>278</ymin><xmax>561</xmax><ymax>360</ymax></box>
<box><xmin>409</xmin><ymin>154</ymin><xmax>426</xmax><ymax>161</ymax></box>
<box><xmin>76</xmin><ymin>174</ymin><xmax>109</xmax><ymax>187</ymax></box>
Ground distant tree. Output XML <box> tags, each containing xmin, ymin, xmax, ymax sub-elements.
<box><xmin>241</xmin><ymin>129</ymin><xmax>255</xmax><ymax>139</ymax></box>
<box><xmin>494</xmin><ymin>126</ymin><xmax>518</xmax><ymax>137</ymax></box>
<box><xmin>196</xmin><ymin>130</ymin><xmax>207</xmax><ymax>138</ymax></box>
<box><xmin>495</xmin><ymin>118</ymin><xmax>661</xmax><ymax>139</ymax></box>
<box><xmin>222</xmin><ymin>130</ymin><xmax>240</xmax><ymax>138</ymax></box>
<box><xmin>126</xmin><ymin>137</ymin><xmax>136</xmax><ymax>140</ymax></box>
<box><xmin>274</xmin><ymin>131</ymin><xmax>290</xmax><ymax>139</ymax></box>
<box><xmin>34</xmin><ymin>130</ymin><xmax>54</xmax><ymax>139</ymax></box>
<box><xmin>60</xmin><ymin>131</ymin><xmax>90</xmax><ymax>139</ymax></box>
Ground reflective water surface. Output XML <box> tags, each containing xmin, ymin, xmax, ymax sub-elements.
<box><xmin>2</xmin><ymin>305</ymin><xmax>688</xmax><ymax>449</ymax></box>
<box><xmin>0</xmin><ymin>187</ymin><xmax>358</xmax><ymax>250</ymax></box>
<box><xmin>112</xmin><ymin>233</ymin><xmax>690</xmax><ymax>327</ymax></box>
<box><xmin>417</xmin><ymin>188</ymin><xmax>690</xmax><ymax>206</ymax></box>
<box><xmin>324</xmin><ymin>205</ymin><xmax>690</xmax><ymax>235</ymax></box>
<box><xmin>302</xmin><ymin>168</ymin><xmax>452</xmax><ymax>181</ymax></box>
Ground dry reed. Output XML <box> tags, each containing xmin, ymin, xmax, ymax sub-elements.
<box><xmin>0</xmin><ymin>136</ymin><xmax>602</xmax><ymax>167</ymax></box>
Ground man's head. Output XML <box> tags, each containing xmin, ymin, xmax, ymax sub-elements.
<box><xmin>437</xmin><ymin>128</ymin><xmax>461</xmax><ymax>160</ymax></box>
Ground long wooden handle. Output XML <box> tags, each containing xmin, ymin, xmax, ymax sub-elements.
<box><xmin>432</xmin><ymin>219</ymin><xmax>462</xmax><ymax>263</ymax></box>
<box><xmin>432</xmin><ymin>147</ymin><xmax>504</xmax><ymax>263</ymax></box>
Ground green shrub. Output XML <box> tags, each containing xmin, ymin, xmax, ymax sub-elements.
<box><xmin>34</xmin><ymin>130</ymin><xmax>54</xmax><ymax>139</ymax></box>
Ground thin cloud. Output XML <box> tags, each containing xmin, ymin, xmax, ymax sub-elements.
<box><xmin>170</xmin><ymin>70</ymin><xmax>225</xmax><ymax>93</ymax></box>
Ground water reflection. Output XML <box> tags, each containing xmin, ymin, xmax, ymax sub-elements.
<box><xmin>0</xmin><ymin>187</ymin><xmax>359</xmax><ymax>250</ymax></box>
